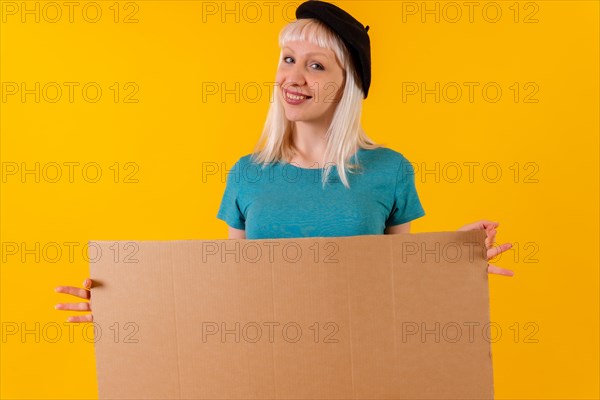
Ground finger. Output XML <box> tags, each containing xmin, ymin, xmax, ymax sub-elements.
<box><xmin>66</xmin><ymin>314</ymin><xmax>93</xmax><ymax>323</ymax></box>
<box><xmin>485</xmin><ymin>229</ymin><xmax>497</xmax><ymax>249</ymax></box>
<box><xmin>54</xmin><ymin>286</ymin><xmax>90</xmax><ymax>300</ymax></box>
<box><xmin>55</xmin><ymin>302</ymin><xmax>91</xmax><ymax>311</ymax></box>
<box><xmin>458</xmin><ymin>222</ymin><xmax>481</xmax><ymax>231</ymax></box>
<box><xmin>487</xmin><ymin>242</ymin><xmax>513</xmax><ymax>260</ymax></box>
<box><xmin>484</xmin><ymin>220</ymin><xmax>499</xmax><ymax>229</ymax></box>
<box><xmin>85</xmin><ymin>279</ymin><xmax>93</xmax><ymax>301</ymax></box>
<box><xmin>487</xmin><ymin>264</ymin><xmax>514</xmax><ymax>277</ymax></box>
<box><xmin>458</xmin><ymin>220</ymin><xmax>499</xmax><ymax>232</ymax></box>
<box><xmin>478</xmin><ymin>220</ymin><xmax>499</xmax><ymax>230</ymax></box>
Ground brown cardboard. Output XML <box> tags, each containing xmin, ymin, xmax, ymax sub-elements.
<box><xmin>90</xmin><ymin>231</ymin><xmax>493</xmax><ymax>399</ymax></box>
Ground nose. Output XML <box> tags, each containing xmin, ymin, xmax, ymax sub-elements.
<box><xmin>283</xmin><ymin>63</ymin><xmax>307</xmax><ymax>89</ymax></box>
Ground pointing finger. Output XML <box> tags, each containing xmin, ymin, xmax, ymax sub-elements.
<box><xmin>66</xmin><ymin>314</ymin><xmax>93</xmax><ymax>323</ymax></box>
<box><xmin>487</xmin><ymin>264</ymin><xmax>514</xmax><ymax>277</ymax></box>
<box><xmin>487</xmin><ymin>242</ymin><xmax>513</xmax><ymax>260</ymax></box>
<box><xmin>54</xmin><ymin>286</ymin><xmax>90</xmax><ymax>300</ymax></box>
<box><xmin>55</xmin><ymin>302</ymin><xmax>91</xmax><ymax>311</ymax></box>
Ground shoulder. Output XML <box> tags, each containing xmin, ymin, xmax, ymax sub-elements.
<box><xmin>228</xmin><ymin>153</ymin><xmax>274</xmax><ymax>185</ymax></box>
<box><xmin>237</xmin><ymin>153</ymin><xmax>254</xmax><ymax>165</ymax></box>
<box><xmin>358</xmin><ymin>146</ymin><xmax>413</xmax><ymax>171</ymax></box>
<box><xmin>231</xmin><ymin>153</ymin><xmax>260</xmax><ymax>170</ymax></box>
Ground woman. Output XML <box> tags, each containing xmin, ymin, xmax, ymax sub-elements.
<box><xmin>55</xmin><ymin>0</ymin><xmax>513</xmax><ymax>323</ymax></box>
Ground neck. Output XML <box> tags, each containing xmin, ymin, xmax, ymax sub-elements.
<box><xmin>291</xmin><ymin>119</ymin><xmax>331</xmax><ymax>162</ymax></box>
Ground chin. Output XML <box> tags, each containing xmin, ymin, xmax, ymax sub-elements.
<box><xmin>286</xmin><ymin>116</ymin><xmax>318</xmax><ymax>123</ymax></box>
<box><xmin>283</xmin><ymin>112</ymin><xmax>307</xmax><ymax>122</ymax></box>
<box><xmin>283</xmin><ymin>109</ymin><xmax>320</xmax><ymax>123</ymax></box>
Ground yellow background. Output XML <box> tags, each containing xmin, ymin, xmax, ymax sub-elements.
<box><xmin>1</xmin><ymin>1</ymin><xmax>598</xmax><ymax>399</ymax></box>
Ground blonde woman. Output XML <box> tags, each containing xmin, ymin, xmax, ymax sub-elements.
<box><xmin>55</xmin><ymin>0</ymin><xmax>513</xmax><ymax>323</ymax></box>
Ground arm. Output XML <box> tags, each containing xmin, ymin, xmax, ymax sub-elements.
<box><xmin>228</xmin><ymin>226</ymin><xmax>247</xmax><ymax>239</ymax></box>
<box><xmin>384</xmin><ymin>221</ymin><xmax>411</xmax><ymax>235</ymax></box>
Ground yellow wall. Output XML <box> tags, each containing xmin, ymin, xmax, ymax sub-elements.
<box><xmin>1</xmin><ymin>1</ymin><xmax>598</xmax><ymax>398</ymax></box>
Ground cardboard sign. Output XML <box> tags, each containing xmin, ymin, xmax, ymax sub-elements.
<box><xmin>90</xmin><ymin>231</ymin><xmax>494</xmax><ymax>399</ymax></box>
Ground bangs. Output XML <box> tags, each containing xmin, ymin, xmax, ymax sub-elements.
<box><xmin>278</xmin><ymin>18</ymin><xmax>348</xmax><ymax>68</ymax></box>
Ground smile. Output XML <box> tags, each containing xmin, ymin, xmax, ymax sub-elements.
<box><xmin>284</xmin><ymin>89</ymin><xmax>312</xmax><ymax>104</ymax></box>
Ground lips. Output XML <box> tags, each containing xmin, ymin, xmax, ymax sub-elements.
<box><xmin>283</xmin><ymin>88</ymin><xmax>312</xmax><ymax>104</ymax></box>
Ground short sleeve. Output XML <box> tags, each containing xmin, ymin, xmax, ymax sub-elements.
<box><xmin>385</xmin><ymin>157</ymin><xmax>426</xmax><ymax>227</ymax></box>
<box><xmin>216</xmin><ymin>159</ymin><xmax>246</xmax><ymax>230</ymax></box>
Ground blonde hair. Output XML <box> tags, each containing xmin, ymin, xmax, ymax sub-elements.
<box><xmin>250</xmin><ymin>17</ymin><xmax>381</xmax><ymax>188</ymax></box>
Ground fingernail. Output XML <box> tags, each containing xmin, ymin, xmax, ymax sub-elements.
<box><xmin>54</xmin><ymin>304</ymin><xmax>60</xmax><ymax>309</ymax></box>
<box><xmin>54</xmin><ymin>287</ymin><xmax>61</xmax><ymax>292</ymax></box>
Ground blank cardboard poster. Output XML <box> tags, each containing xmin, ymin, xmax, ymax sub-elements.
<box><xmin>90</xmin><ymin>231</ymin><xmax>493</xmax><ymax>399</ymax></box>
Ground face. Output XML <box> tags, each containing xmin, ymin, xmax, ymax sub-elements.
<box><xmin>275</xmin><ymin>40</ymin><xmax>346</xmax><ymax>124</ymax></box>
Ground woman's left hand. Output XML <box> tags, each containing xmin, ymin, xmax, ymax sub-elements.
<box><xmin>458</xmin><ymin>220</ymin><xmax>514</xmax><ymax>277</ymax></box>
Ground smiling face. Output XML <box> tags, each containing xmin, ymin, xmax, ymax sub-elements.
<box><xmin>275</xmin><ymin>40</ymin><xmax>346</xmax><ymax>124</ymax></box>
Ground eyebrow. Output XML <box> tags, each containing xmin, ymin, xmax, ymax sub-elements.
<box><xmin>282</xmin><ymin>47</ymin><xmax>330</xmax><ymax>60</ymax></box>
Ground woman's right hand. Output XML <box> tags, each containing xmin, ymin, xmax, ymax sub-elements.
<box><xmin>54</xmin><ymin>278</ymin><xmax>93</xmax><ymax>322</ymax></box>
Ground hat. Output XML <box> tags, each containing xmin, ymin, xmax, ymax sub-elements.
<box><xmin>295</xmin><ymin>0</ymin><xmax>371</xmax><ymax>99</ymax></box>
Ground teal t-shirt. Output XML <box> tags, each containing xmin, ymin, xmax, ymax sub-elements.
<box><xmin>216</xmin><ymin>147</ymin><xmax>425</xmax><ymax>239</ymax></box>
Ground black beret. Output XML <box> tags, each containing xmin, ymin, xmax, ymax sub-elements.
<box><xmin>295</xmin><ymin>0</ymin><xmax>371</xmax><ymax>99</ymax></box>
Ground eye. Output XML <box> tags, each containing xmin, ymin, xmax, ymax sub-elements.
<box><xmin>282</xmin><ymin>56</ymin><xmax>324</xmax><ymax>71</ymax></box>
